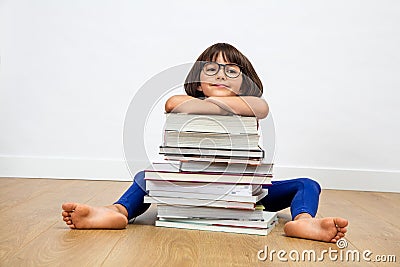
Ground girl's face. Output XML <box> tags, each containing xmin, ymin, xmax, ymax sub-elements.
<box><xmin>197</xmin><ymin>52</ymin><xmax>243</xmax><ymax>97</ymax></box>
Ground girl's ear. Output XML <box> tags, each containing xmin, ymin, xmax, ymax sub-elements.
<box><xmin>197</xmin><ymin>85</ymin><xmax>203</xmax><ymax>92</ymax></box>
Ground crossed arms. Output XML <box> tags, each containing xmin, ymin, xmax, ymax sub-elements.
<box><xmin>165</xmin><ymin>95</ymin><xmax>269</xmax><ymax>119</ymax></box>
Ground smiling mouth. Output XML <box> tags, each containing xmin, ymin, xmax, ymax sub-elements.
<box><xmin>211</xmin><ymin>84</ymin><xmax>229</xmax><ymax>88</ymax></box>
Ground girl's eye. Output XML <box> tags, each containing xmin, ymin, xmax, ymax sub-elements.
<box><xmin>227</xmin><ymin>68</ymin><xmax>238</xmax><ymax>74</ymax></box>
<box><xmin>227</xmin><ymin>68</ymin><xmax>239</xmax><ymax>74</ymax></box>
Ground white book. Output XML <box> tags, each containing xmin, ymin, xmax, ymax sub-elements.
<box><xmin>165</xmin><ymin>113</ymin><xmax>258</xmax><ymax>134</ymax></box>
<box><xmin>146</xmin><ymin>180</ymin><xmax>263</xmax><ymax>197</ymax></box>
<box><xmin>144</xmin><ymin>196</ymin><xmax>255</xmax><ymax>209</ymax></box>
<box><xmin>159</xmin><ymin>145</ymin><xmax>264</xmax><ymax>158</ymax></box>
<box><xmin>149</xmin><ymin>189</ymin><xmax>268</xmax><ymax>203</ymax></box>
<box><xmin>163</xmin><ymin>131</ymin><xmax>260</xmax><ymax>150</ymax></box>
<box><xmin>164</xmin><ymin>155</ymin><xmax>262</xmax><ymax>165</ymax></box>
<box><xmin>157</xmin><ymin>205</ymin><xmax>265</xmax><ymax>220</ymax></box>
<box><xmin>158</xmin><ymin>211</ymin><xmax>278</xmax><ymax>229</ymax></box>
<box><xmin>155</xmin><ymin>212</ymin><xmax>278</xmax><ymax>236</ymax></box>
<box><xmin>180</xmin><ymin>161</ymin><xmax>273</xmax><ymax>175</ymax></box>
<box><xmin>144</xmin><ymin>170</ymin><xmax>272</xmax><ymax>185</ymax></box>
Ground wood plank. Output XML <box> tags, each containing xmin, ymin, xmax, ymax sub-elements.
<box><xmin>1</xmin><ymin>179</ymin><xmax>398</xmax><ymax>266</ymax></box>
<box><xmin>2</xmin><ymin>180</ymin><xmax>132</xmax><ymax>266</ymax></box>
<box><xmin>318</xmin><ymin>190</ymin><xmax>400</xmax><ymax>265</ymax></box>
<box><xmin>102</xmin><ymin>205</ymin><xmax>200</xmax><ymax>267</ymax></box>
<box><xmin>0</xmin><ymin>178</ymin><xmax>70</xmax><ymax>212</ymax></box>
<box><xmin>326</xmin><ymin>190</ymin><xmax>400</xmax><ymax>230</ymax></box>
<box><xmin>255</xmin><ymin>208</ymin><xmax>375</xmax><ymax>266</ymax></box>
<box><xmin>0</xmin><ymin>179</ymin><xmax>115</xmax><ymax>263</ymax></box>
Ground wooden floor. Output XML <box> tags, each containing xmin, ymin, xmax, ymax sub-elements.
<box><xmin>0</xmin><ymin>178</ymin><xmax>399</xmax><ymax>267</ymax></box>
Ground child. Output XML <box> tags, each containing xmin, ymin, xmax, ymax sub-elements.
<box><xmin>62</xmin><ymin>43</ymin><xmax>348</xmax><ymax>243</ymax></box>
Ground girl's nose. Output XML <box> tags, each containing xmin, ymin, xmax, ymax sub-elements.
<box><xmin>215</xmin><ymin>66</ymin><xmax>226</xmax><ymax>79</ymax></box>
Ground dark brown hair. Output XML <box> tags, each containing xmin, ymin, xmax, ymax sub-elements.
<box><xmin>184</xmin><ymin>43</ymin><xmax>263</xmax><ymax>98</ymax></box>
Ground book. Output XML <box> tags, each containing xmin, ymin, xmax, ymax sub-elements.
<box><xmin>180</xmin><ymin>161</ymin><xmax>273</xmax><ymax>175</ymax></box>
<box><xmin>163</xmin><ymin>131</ymin><xmax>260</xmax><ymax>150</ymax></box>
<box><xmin>159</xmin><ymin>145</ymin><xmax>264</xmax><ymax>158</ymax></box>
<box><xmin>144</xmin><ymin>195</ymin><xmax>256</xmax><ymax>209</ymax></box>
<box><xmin>144</xmin><ymin>170</ymin><xmax>272</xmax><ymax>185</ymax></box>
<box><xmin>162</xmin><ymin>212</ymin><xmax>277</xmax><ymax>229</ymax></box>
<box><xmin>164</xmin><ymin>154</ymin><xmax>262</xmax><ymax>165</ymax></box>
<box><xmin>164</xmin><ymin>113</ymin><xmax>258</xmax><ymax>134</ymax></box>
<box><xmin>156</xmin><ymin>205</ymin><xmax>266</xmax><ymax>220</ymax></box>
<box><xmin>155</xmin><ymin>211</ymin><xmax>278</xmax><ymax>235</ymax></box>
<box><xmin>148</xmin><ymin>189</ymin><xmax>268</xmax><ymax>203</ymax></box>
<box><xmin>146</xmin><ymin>180</ymin><xmax>263</xmax><ymax>197</ymax></box>
<box><xmin>159</xmin><ymin>211</ymin><xmax>278</xmax><ymax>229</ymax></box>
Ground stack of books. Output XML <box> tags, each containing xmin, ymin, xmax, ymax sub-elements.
<box><xmin>144</xmin><ymin>113</ymin><xmax>277</xmax><ymax>235</ymax></box>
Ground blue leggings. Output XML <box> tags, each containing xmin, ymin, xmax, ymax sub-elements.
<box><xmin>115</xmin><ymin>171</ymin><xmax>321</xmax><ymax>221</ymax></box>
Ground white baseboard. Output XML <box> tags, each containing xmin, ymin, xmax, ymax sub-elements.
<box><xmin>0</xmin><ymin>156</ymin><xmax>399</xmax><ymax>192</ymax></box>
<box><xmin>0</xmin><ymin>156</ymin><xmax>133</xmax><ymax>181</ymax></box>
<box><xmin>273</xmin><ymin>166</ymin><xmax>400</xmax><ymax>193</ymax></box>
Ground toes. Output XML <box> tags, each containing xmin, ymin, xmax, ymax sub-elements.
<box><xmin>333</xmin><ymin>217</ymin><xmax>349</xmax><ymax>228</ymax></box>
<box><xmin>62</xmin><ymin>202</ymin><xmax>78</xmax><ymax>212</ymax></box>
<box><xmin>62</xmin><ymin>211</ymin><xmax>71</xmax><ymax>217</ymax></box>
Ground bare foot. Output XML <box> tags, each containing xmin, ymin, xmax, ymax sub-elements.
<box><xmin>61</xmin><ymin>203</ymin><xmax>128</xmax><ymax>229</ymax></box>
<box><xmin>284</xmin><ymin>217</ymin><xmax>348</xmax><ymax>243</ymax></box>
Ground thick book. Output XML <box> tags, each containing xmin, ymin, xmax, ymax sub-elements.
<box><xmin>148</xmin><ymin>189</ymin><xmax>268</xmax><ymax>203</ymax></box>
<box><xmin>156</xmin><ymin>204</ymin><xmax>266</xmax><ymax>220</ymax></box>
<box><xmin>164</xmin><ymin>155</ymin><xmax>263</xmax><ymax>165</ymax></box>
<box><xmin>164</xmin><ymin>113</ymin><xmax>258</xmax><ymax>134</ymax></box>
<box><xmin>155</xmin><ymin>212</ymin><xmax>278</xmax><ymax>235</ymax></box>
<box><xmin>144</xmin><ymin>195</ymin><xmax>256</xmax><ymax>209</ymax></box>
<box><xmin>146</xmin><ymin>180</ymin><xmax>263</xmax><ymax>197</ymax></box>
<box><xmin>158</xmin><ymin>211</ymin><xmax>278</xmax><ymax>229</ymax></box>
<box><xmin>163</xmin><ymin>130</ymin><xmax>260</xmax><ymax>150</ymax></box>
<box><xmin>144</xmin><ymin>169</ymin><xmax>273</xmax><ymax>185</ymax></box>
<box><xmin>159</xmin><ymin>145</ymin><xmax>264</xmax><ymax>158</ymax></box>
<box><xmin>180</xmin><ymin>161</ymin><xmax>273</xmax><ymax>175</ymax></box>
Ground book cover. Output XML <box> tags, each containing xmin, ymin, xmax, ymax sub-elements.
<box><xmin>180</xmin><ymin>161</ymin><xmax>273</xmax><ymax>175</ymax></box>
<box><xmin>144</xmin><ymin>170</ymin><xmax>272</xmax><ymax>185</ymax></box>
<box><xmin>144</xmin><ymin>195</ymin><xmax>256</xmax><ymax>209</ymax></box>
<box><xmin>156</xmin><ymin>205</ymin><xmax>265</xmax><ymax>220</ymax></box>
<box><xmin>148</xmin><ymin>189</ymin><xmax>268</xmax><ymax>203</ymax></box>
<box><xmin>146</xmin><ymin>180</ymin><xmax>263</xmax><ymax>197</ymax></box>
<box><xmin>155</xmin><ymin>212</ymin><xmax>278</xmax><ymax>235</ymax></box>
<box><xmin>164</xmin><ymin>113</ymin><xmax>258</xmax><ymax>134</ymax></box>
<box><xmin>163</xmin><ymin>130</ymin><xmax>260</xmax><ymax>150</ymax></box>
<box><xmin>159</xmin><ymin>145</ymin><xmax>264</xmax><ymax>158</ymax></box>
<box><xmin>164</xmin><ymin>155</ymin><xmax>263</xmax><ymax>165</ymax></box>
<box><xmin>158</xmin><ymin>211</ymin><xmax>278</xmax><ymax>229</ymax></box>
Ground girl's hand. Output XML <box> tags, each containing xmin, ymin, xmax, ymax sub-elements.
<box><xmin>205</xmin><ymin>96</ymin><xmax>269</xmax><ymax>119</ymax></box>
<box><xmin>165</xmin><ymin>95</ymin><xmax>230</xmax><ymax>115</ymax></box>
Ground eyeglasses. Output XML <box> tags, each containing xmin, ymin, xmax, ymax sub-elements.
<box><xmin>202</xmin><ymin>62</ymin><xmax>242</xmax><ymax>78</ymax></box>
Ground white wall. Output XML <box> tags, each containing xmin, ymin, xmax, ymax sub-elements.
<box><xmin>1</xmin><ymin>0</ymin><xmax>399</xmax><ymax>192</ymax></box>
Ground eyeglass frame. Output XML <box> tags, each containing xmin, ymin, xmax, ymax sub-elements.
<box><xmin>201</xmin><ymin>61</ymin><xmax>243</xmax><ymax>79</ymax></box>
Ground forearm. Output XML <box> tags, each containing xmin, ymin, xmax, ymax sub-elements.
<box><xmin>204</xmin><ymin>96</ymin><xmax>269</xmax><ymax>119</ymax></box>
<box><xmin>165</xmin><ymin>95</ymin><xmax>230</xmax><ymax>115</ymax></box>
